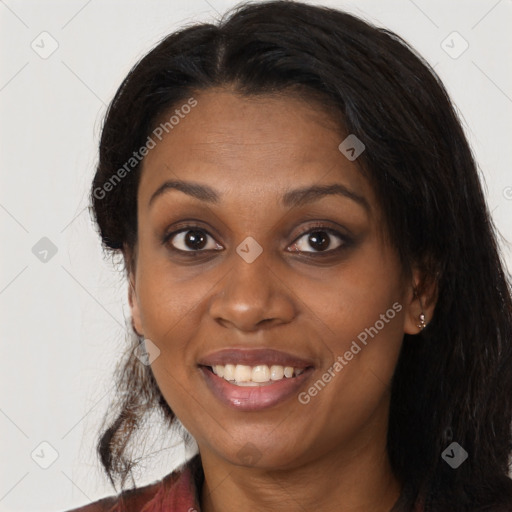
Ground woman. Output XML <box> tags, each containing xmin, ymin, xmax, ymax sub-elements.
<box><xmin>66</xmin><ymin>1</ymin><xmax>512</xmax><ymax>510</ymax></box>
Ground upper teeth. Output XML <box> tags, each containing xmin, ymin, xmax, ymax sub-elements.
<box><xmin>211</xmin><ymin>364</ymin><xmax>305</xmax><ymax>385</ymax></box>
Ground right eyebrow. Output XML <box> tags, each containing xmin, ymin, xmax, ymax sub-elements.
<box><xmin>148</xmin><ymin>180</ymin><xmax>220</xmax><ymax>208</ymax></box>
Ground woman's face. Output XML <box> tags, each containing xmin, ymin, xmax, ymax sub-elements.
<box><xmin>129</xmin><ymin>88</ymin><xmax>421</xmax><ymax>470</ymax></box>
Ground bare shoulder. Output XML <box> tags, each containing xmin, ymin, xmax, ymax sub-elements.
<box><xmin>62</xmin><ymin>478</ymin><xmax>163</xmax><ymax>512</ymax></box>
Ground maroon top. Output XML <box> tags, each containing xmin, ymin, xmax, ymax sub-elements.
<box><xmin>65</xmin><ymin>456</ymin><xmax>202</xmax><ymax>512</ymax></box>
<box><xmin>64</xmin><ymin>454</ymin><xmax>422</xmax><ymax>512</ymax></box>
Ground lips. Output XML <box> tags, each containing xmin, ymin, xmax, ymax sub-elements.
<box><xmin>197</xmin><ymin>348</ymin><xmax>314</xmax><ymax>368</ymax></box>
<box><xmin>197</xmin><ymin>348</ymin><xmax>315</xmax><ymax>411</ymax></box>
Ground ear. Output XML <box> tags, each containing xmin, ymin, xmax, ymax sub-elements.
<box><xmin>124</xmin><ymin>245</ymin><xmax>144</xmax><ymax>337</ymax></box>
<box><xmin>403</xmin><ymin>266</ymin><xmax>438</xmax><ymax>335</ymax></box>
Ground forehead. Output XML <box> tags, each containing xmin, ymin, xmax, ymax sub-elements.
<box><xmin>138</xmin><ymin>88</ymin><xmax>372</xmax><ymax>206</ymax></box>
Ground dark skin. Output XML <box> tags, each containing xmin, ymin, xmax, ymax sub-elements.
<box><xmin>127</xmin><ymin>88</ymin><xmax>436</xmax><ymax>512</ymax></box>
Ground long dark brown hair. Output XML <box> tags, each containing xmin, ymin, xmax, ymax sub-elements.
<box><xmin>90</xmin><ymin>1</ymin><xmax>512</xmax><ymax>509</ymax></box>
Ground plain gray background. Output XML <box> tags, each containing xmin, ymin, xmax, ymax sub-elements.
<box><xmin>1</xmin><ymin>0</ymin><xmax>511</xmax><ymax>510</ymax></box>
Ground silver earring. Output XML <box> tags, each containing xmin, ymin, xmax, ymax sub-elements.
<box><xmin>417</xmin><ymin>312</ymin><xmax>427</xmax><ymax>330</ymax></box>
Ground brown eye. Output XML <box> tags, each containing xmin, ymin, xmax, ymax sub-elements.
<box><xmin>289</xmin><ymin>228</ymin><xmax>345</xmax><ymax>253</ymax></box>
<box><xmin>166</xmin><ymin>228</ymin><xmax>222</xmax><ymax>252</ymax></box>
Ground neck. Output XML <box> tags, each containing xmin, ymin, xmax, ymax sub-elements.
<box><xmin>199</xmin><ymin>437</ymin><xmax>401</xmax><ymax>512</ymax></box>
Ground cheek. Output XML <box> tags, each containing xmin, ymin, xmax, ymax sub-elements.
<box><xmin>307</xmin><ymin>284</ymin><xmax>404</xmax><ymax>399</ymax></box>
<box><xmin>299</xmin><ymin>248</ymin><xmax>405</xmax><ymax>399</ymax></box>
<box><xmin>135</xmin><ymin>255</ymin><xmax>210</xmax><ymax>347</ymax></box>
<box><xmin>298</xmin><ymin>290</ymin><xmax>404</xmax><ymax>446</ymax></box>
<box><xmin>301</xmin><ymin>249</ymin><xmax>404</xmax><ymax>350</ymax></box>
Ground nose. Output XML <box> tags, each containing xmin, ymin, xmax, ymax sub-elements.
<box><xmin>208</xmin><ymin>246</ymin><xmax>296</xmax><ymax>332</ymax></box>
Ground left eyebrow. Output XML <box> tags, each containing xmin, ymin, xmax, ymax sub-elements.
<box><xmin>282</xmin><ymin>183</ymin><xmax>370</xmax><ymax>213</ymax></box>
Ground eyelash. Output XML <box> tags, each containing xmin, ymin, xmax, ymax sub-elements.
<box><xmin>162</xmin><ymin>222</ymin><xmax>352</xmax><ymax>257</ymax></box>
